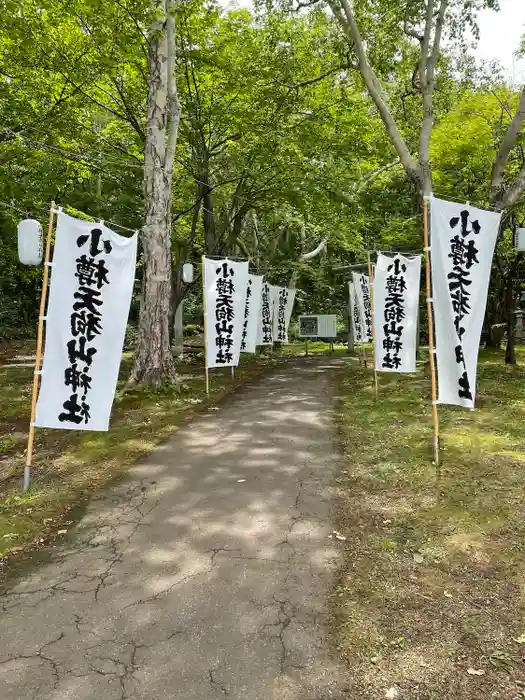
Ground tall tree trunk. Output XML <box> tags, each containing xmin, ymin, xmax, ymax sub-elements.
<box><xmin>129</xmin><ymin>0</ymin><xmax>181</xmax><ymax>387</ymax></box>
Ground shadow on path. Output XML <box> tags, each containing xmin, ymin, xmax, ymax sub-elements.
<box><xmin>0</xmin><ymin>359</ymin><xmax>350</xmax><ymax>700</ymax></box>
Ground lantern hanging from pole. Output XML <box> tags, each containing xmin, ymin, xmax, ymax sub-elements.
<box><xmin>17</xmin><ymin>219</ymin><xmax>43</xmax><ymax>266</ymax></box>
<box><xmin>182</xmin><ymin>262</ymin><xmax>194</xmax><ymax>283</ymax></box>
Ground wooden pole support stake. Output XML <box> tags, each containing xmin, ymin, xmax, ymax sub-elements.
<box><xmin>24</xmin><ymin>203</ymin><xmax>56</xmax><ymax>492</ymax></box>
<box><xmin>368</xmin><ymin>251</ymin><xmax>379</xmax><ymax>396</ymax></box>
<box><xmin>423</xmin><ymin>198</ymin><xmax>440</xmax><ymax>468</ymax></box>
<box><xmin>202</xmin><ymin>255</ymin><xmax>210</xmax><ymax>396</ymax></box>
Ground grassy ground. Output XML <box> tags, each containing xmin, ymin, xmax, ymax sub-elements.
<box><xmin>0</xmin><ymin>347</ymin><xmax>282</xmax><ymax>573</ymax></box>
<box><xmin>334</xmin><ymin>348</ymin><xmax>525</xmax><ymax>700</ymax></box>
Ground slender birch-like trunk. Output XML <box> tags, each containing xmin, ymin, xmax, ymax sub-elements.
<box><xmin>130</xmin><ymin>0</ymin><xmax>181</xmax><ymax>387</ymax></box>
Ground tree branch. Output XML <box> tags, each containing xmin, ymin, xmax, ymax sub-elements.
<box><xmin>419</xmin><ymin>0</ymin><xmax>448</xmax><ymax>194</ymax></box>
<box><xmin>326</xmin><ymin>158</ymin><xmax>401</xmax><ymax>205</ymax></box>
<box><xmin>428</xmin><ymin>0</ymin><xmax>447</xmax><ymax>84</ymax></box>
<box><xmin>300</xmin><ymin>237</ymin><xmax>327</xmax><ymax>261</ymax></box>
<box><xmin>329</xmin><ymin>0</ymin><xmax>421</xmax><ymax>188</ymax></box>
<box><xmin>491</xmin><ymin>85</ymin><xmax>525</xmax><ymax>203</ymax></box>
<box><xmin>287</xmin><ymin>64</ymin><xmax>351</xmax><ymax>89</ymax></box>
<box><xmin>499</xmin><ymin>161</ymin><xmax>525</xmax><ymax>209</ymax></box>
<box><xmin>164</xmin><ymin>0</ymin><xmax>181</xmax><ymax>179</ymax></box>
<box><xmin>294</xmin><ymin>0</ymin><xmax>323</xmax><ymax>9</ymax></box>
<box><xmin>403</xmin><ymin>2</ymin><xmax>423</xmax><ymax>42</ymax></box>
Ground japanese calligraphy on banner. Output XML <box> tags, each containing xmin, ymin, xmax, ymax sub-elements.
<box><xmin>203</xmin><ymin>257</ymin><xmax>249</xmax><ymax>369</ymax></box>
<box><xmin>35</xmin><ymin>213</ymin><xmax>137</xmax><ymax>431</ymax></box>
<box><xmin>348</xmin><ymin>281</ymin><xmax>364</xmax><ymax>344</ymax></box>
<box><xmin>272</xmin><ymin>287</ymin><xmax>296</xmax><ymax>343</ymax></box>
<box><xmin>352</xmin><ymin>272</ymin><xmax>372</xmax><ymax>341</ymax></box>
<box><xmin>431</xmin><ymin>197</ymin><xmax>501</xmax><ymax>408</ymax></box>
<box><xmin>240</xmin><ymin>274</ymin><xmax>263</xmax><ymax>354</ymax></box>
<box><xmin>373</xmin><ymin>253</ymin><xmax>421</xmax><ymax>372</ymax></box>
<box><xmin>257</xmin><ymin>281</ymin><xmax>274</xmax><ymax>346</ymax></box>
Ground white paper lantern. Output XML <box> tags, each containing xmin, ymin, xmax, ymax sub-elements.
<box><xmin>182</xmin><ymin>262</ymin><xmax>194</xmax><ymax>283</ymax></box>
<box><xmin>17</xmin><ymin>219</ymin><xmax>43</xmax><ymax>266</ymax></box>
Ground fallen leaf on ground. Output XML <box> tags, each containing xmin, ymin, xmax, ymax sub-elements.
<box><xmin>330</xmin><ymin>530</ymin><xmax>346</xmax><ymax>541</ymax></box>
<box><xmin>514</xmin><ymin>633</ymin><xmax>525</xmax><ymax>645</ymax></box>
<box><xmin>57</xmin><ymin>529</ymin><xmax>67</xmax><ymax>535</ymax></box>
<box><xmin>385</xmin><ymin>688</ymin><xmax>399</xmax><ymax>699</ymax></box>
<box><xmin>413</xmin><ymin>552</ymin><xmax>424</xmax><ymax>564</ymax></box>
<box><xmin>467</xmin><ymin>668</ymin><xmax>485</xmax><ymax>676</ymax></box>
<box><xmin>237</xmin><ymin>479</ymin><xmax>246</xmax><ymax>483</ymax></box>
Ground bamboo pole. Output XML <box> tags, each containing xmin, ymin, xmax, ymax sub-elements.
<box><xmin>24</xmin><ymin>203</ymin><xmax>56</xmax><ymax>492</ymax></box>
<box><xmin>368</xmin><ymin>252</ymin><xmax>379</xmax><ymax>395</ymax></box>
<box><xmin>202</xmin><ymin>255</ymin><xmax>209</xmax><ymax>395</ymax></box>
<box><xmin>423</xmin><ymin>197</ymin><xmax>440</xmax><ymax>467</ymax></box>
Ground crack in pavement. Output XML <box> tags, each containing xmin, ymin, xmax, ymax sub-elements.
<box><xmin>208</xmin><ymin>666</ymin><xmax>229</xmax><ymax>697</ymax></box>
<box><xmin>0</xmin><ymin>632</ymin><xmax>65</xmax><ymax>693</ymax></box>
<box><xmin>0</xmin><ymin>359</ymin><xmax>349</xmax><ymax>700</ymax></box>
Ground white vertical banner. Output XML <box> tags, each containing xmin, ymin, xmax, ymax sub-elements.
<box><xmin>240</xmin><ymin>274</ymin><xmax>263</xmax><ymax>354</ymax></box>
<box><xmin>348</xmin><ymin>281</ymin><xmax>364</xmax><ymax>344</ymax></box>
<box><xmin>431</xmin><ymin>197</ymin><xmax>501</xmax><ymax>408</ymax></box>
<box><xmin>35</xmin><ymin>213</ymin><xmax>137</xmax><ymax>431</ymax></box>
<box><xmin>203</xmin><ymin>258</ymin><xmax>249</xmax><ymax>369</ymax></box>
<box><xmin>373</xmin><ymin>254</ymin><xmax>421</xmax><ymax>372</ymax></box>
<box><xmin>272</xmin><ymin>287</ymin><xmax>296</xmax><ymax>343</ymax></box>
<box><xmin>258</xmin><ymin>281</ymin><xmax>274</xmax><ymax>345</ymax></box>
<box><xmin>269</xmin><ymin>285</ymin><xmax>280</xmax><ymax>325</ymax></box>
<box><xmin>352</xmin><ymin>272</ymin><xmax>372</xmax><ymax>341</ymax></box>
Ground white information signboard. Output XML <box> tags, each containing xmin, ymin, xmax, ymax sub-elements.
<box><xmin>298</xmin><ymin>315</ymin><xmax>337</xmax><ymax>339</ymax></box>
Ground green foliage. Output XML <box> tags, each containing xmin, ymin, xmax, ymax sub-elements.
<box><xmin>0</xmin><ymin>0</ymin><xmax>523</xmax><ymax>338</ymax></box>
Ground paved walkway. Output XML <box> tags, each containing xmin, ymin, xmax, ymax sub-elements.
<box><xmin>0</xmin><ymin>360</ymin><xmax>349</xmax><ymax>700</ymax></box>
